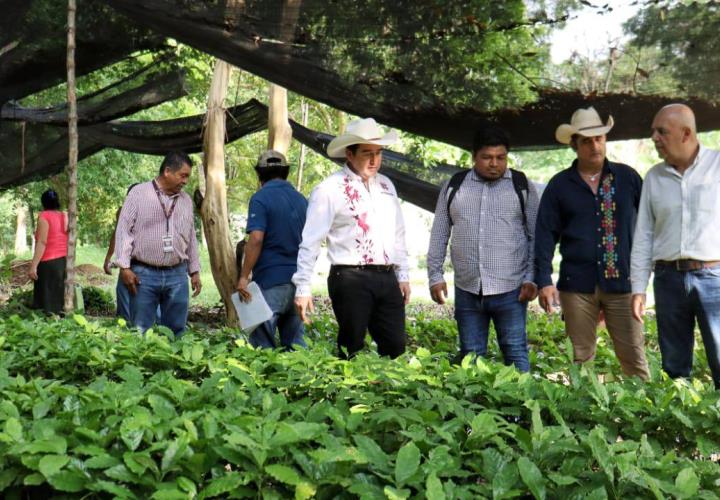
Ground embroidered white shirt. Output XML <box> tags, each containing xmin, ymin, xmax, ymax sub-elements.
<box><xmin>631</xmin><ymin>145</ymin><xmax>720</xmax><ymax>293</ymax></box>
<box><xmin>292</xmin><ymin>165</ymin><xmax>410</xmax><ymax>296</ymax></box>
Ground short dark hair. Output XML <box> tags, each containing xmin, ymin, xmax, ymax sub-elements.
<box><xmin>346</xmin><ymin>144</ymin><xmax>359</xmax><ymax>154</ymax></box>
<box><xmin>472</xmin><ymin>126</ymin><xmax>511</xmax><ymax>154</ymax></box>
<box><xmin>159</xmin><ymin>151</ymin><xmax>193</xmax><ymax>176</ymax></box>
<box><xmin>256</xmin><ymin>165</ymin><xmax>290</xmax><ymax>184</ymax></box>
<box><xmin>40</xmin><ymin>189</ymin><xmax>61</xmax><ymax>210</ymax></box>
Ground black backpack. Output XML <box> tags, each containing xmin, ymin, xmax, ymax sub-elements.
<box><xmin>445</xmin><ymin>168</ymin><xmax>530</xmax><ymax>239</ymax></box>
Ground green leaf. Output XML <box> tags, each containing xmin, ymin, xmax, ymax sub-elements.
<box><xmin>517</xmin><ymin>457</ymin><xmax>546</xmax><ymax>500</ymax></box>
<box><xmin>47</xmin><ymin>470</ymin><xmax>86</xmax><ymax>492</ymax></box>
<box><xmin>177</xmin><ymin>476</ymin><xmax>197</xmax><ymax>496</ymax></box>
<box><xmin>85</xmin><ymin>454</ymin><xmax>122</xmax><ymax>469</ymax></box>
<box><xmin>270</xmin><ymin>422</ymin><xmax>324</xmax><ymax>447</ymax></box>
<box><xmin>39</xmin><ymin>454</ymin><xmax>69</xmax><ymax>478</ymax></box>
<box><xmin>198</xmin><ymin>472</ymin><xmax>247</xmax><ymax>499</ymax></box>
<box><xmin>492</xmin><ymin>461</ymin><xmax>520</xmax><ymax>498</ymax></box>
<box><xmin>675</xmin><ymin>467</ymin><xmax>699</xmax><ymax>499</ymax></box>
<box><xmin>384</xmin><ymin>485</ymin><xmax>411</xmax><ymax>500</ymax></box>
<box><xmin>90</xmin><ymin>480</ymin><xmax>136</xmax><ymax>499</ymax></box>
<box><xmin>151</xmin><ymin>489</ymin><xmax>187</xmax><ymax>500</ymax></box>
<box><xmin>266</xmin><ymin>464</ymin><xmax>301</xmax><ymax>485</ymax></box>
<box><xmin>425</xmin><ymin>473</ymin><xmax>445</xmax><ymax>500</ymax></box>
<box><xmin>295</xmin><ymin>481</ymin><xmax>317</xmax><ymax>500</ymax></box>
<box><xmin>191</xmin><ymin>343</ymin><xmax>204</xmax><ymax>362</ymax></box>
<box><xmin>161</xmin><ymin>437</ymin><xmax>188</xmax><ymax>473</ymax></box>
<box><xmin>32</xmin><ymin>399</ymin><xmax>53</xmax><ymax>420</ymax></box>
<box><xmin>23</xmin><ymin>473</ymin><xmax>45</xmax><ymax>486</ymax></box>
<box><xmin>470</xmin><ymin>412</ymin><xmax>498</xmax><ymax>441</ymax></box>
<box><xmin>394</xmin><ymin>442</ymin><xmax>421</xmax><ymax>486</ymax></box>
<box><xmin>25</xmin><ymin>436</ymin><xmax>67</xmax><ymax>454</ymax></box>
<box><xmin>4</xmin><ymin>417</ymin><xmax>23</xmax><ymax>442</ymax></box>
<box><xmin>354</xmin><ymin>435</ymin><xmax>390</xmax><ymax>471</ymax></box>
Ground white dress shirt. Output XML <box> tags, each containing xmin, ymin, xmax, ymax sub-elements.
<box><xmin>292</xmin><ymin>165</ymin><xmax>410</xmax><ymax>296</ymax></box>
<box><xmin>631</xmin><ymin>145</ymin><xmax>720</xmax><ymax>293</ymax></box>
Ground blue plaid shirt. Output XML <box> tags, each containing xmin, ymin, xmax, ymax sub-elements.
<box><xmin>427</xmin><ymin>168</ymin><xmax>539</xmax><ymax>296</ymax></box>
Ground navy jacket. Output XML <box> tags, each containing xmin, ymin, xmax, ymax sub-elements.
<box><xmin>534</xmin><ymin>159</ymin><xmax>642</xmax><ymax>294</ymax></box>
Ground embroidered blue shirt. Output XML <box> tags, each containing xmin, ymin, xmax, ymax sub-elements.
<box><xmin>534</xmin><ymin>159</ymin><xmax>642</xmax><ymax>294</ymax></box>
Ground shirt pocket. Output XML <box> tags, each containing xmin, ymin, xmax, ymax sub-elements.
<box><xmin>691</xmin><ymin>180</ymin><xmax>720</xmax><ymax>214</ymax></box>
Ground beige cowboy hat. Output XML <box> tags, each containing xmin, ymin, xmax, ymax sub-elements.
<box><xmin>555</xmin><ymin>106</ymin><xmax>614</xmax><ymax>144</ymax></box>
<box><xmin>326</xmin><ymin>117</ymin><xmax>399</xmax><ymax>158</ymax></box>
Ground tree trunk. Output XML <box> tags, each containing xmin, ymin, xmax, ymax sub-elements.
<box><xmin>267</xmin><ymin>84</ymin><xmax>292</xmax><ymax>153</ymax></box>
<box><xmin>266</xmin><ymin>0</ymin><xmax>301</xmax><ymax>154</ymax></box>
<box><xmin>64</xmin><ymin>0</ymin><xmax>79</xmax><ymax>313</ymax></box>
<box><xmin>296</xmin><ymin>99</ymin><xmax>308</xmax><ymax>190</ymax></box>
<box><xmin>14</xmin><ymin>203</ymin><xmax>28</xmax><ymax>255</ymax></box>
<box><xmin>200</xmin><ymin>59</ymin><xmax>238</xmax><ymax>325</ymax></box>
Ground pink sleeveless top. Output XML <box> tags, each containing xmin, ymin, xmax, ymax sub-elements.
<box><xmin>38</xmin><ymin>210</ymin><xmax>68</xmax><ymax>261</ymax></box>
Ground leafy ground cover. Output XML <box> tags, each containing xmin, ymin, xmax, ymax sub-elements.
<box><xmin>0</xmin><ymin>309</ymin><xmax>718</xmax><ymax>499</ymax></box>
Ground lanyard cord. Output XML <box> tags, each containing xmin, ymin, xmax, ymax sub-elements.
<box><xmin>152</xmin><ymin>180</ymin><xmax>179</xmax><ymax>233</ymax></box>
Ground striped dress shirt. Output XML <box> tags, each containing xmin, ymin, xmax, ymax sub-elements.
<box><xmin>427</xmin><ymin>168</ymin><xmax>539</xmax><ymax>296</ymax></box>
<box><xmin>114</xmin><ymin>180</ymin><xmax>200</xmax><ymax>274</ymax></box>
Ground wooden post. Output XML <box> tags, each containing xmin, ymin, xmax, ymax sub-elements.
<box><xmin>64</xmin><ymin>0</ymin><xmax>78</xmax><ymax>313</ymax></box>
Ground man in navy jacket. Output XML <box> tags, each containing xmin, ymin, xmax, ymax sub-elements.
<box><xmin>535</xmin><ymin>107</ymin><xmax>649</xmax><ymax>380</ymax></box>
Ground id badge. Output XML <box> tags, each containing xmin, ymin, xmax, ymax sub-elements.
<box><xmin>162</xmin><ymin>235</ymin><xmax>174</xmax><ymax>253</ymax></box>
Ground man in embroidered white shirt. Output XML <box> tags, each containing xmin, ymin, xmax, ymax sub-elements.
<box><xmin>631</xmin><ymin>103</ymin><xmax>720</xmax><ymax>388</ymax></box>
<box><xmin>292</xmin><ymin>118</ymin><xmax>411</xmax><ymax>359</ymax></box>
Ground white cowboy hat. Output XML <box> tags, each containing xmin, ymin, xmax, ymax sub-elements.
<box><xmin>326</xmin><ymin>117</ymin><xmax>399</xmax><ymax>158</ymax></box>
<box><xmin>555</xmin><ymin>107</ymin><xmax>614</xmax><ymax>144</ymax></box>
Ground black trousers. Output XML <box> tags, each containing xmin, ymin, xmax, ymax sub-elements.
<box><xmin>33</xmin><ymin>256</ymin><xmax>66</xmax><ymax>315</ymax></box>
<box><xmin>327</xmin><ymin>266</ymin><xmax>406</xmax><ymax>359</ymax></box>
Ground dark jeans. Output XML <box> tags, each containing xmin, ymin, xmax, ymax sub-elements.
<box><xmin>454</xmin><ymin>286</ymin><xmax>529</xmax><ymax>372</ymax></box>
<box><xmin>654</xmin><ymin>263</ymin><xmax>720</xmax><ymax>388</ymax></box>
<box><xmin>249</xmin><ymin>283</ymin><xmax>306</xmax><ymax>350</ymax></box>
<box><xmin>130</xmin><ymin>262</ymin><xmax>189</xmax><ymax>337</ymax></box>
<box><xmin>327</xmin><ymin>266</ymin><xmax>406</xmax><ymax>358</ymax></box>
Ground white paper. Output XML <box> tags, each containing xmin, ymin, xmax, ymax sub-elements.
<box><xmin>231</xmin><ymin>282</ymin><xmax>273</xmax><ymax>333</ymax></box>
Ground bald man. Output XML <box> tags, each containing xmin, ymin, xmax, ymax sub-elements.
<box><xmin>631</xmin><ymin>103</ymin><xmax>720</xmax><ymax>388</ymax></box>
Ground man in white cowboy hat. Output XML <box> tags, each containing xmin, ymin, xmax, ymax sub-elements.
<box><xmin>535</xmin><ymin>107</ymin><xmax>650</xmax><ymax>380</ymax></box>
<box><xmin>631</xmin><ymin>104</ymin><xmax>720</xmax><ymax>388</ymax></box>
<box><xmin>292</xmin><ymin>117</ymin><xmax>410</xmax><ymax>358</ymax></box>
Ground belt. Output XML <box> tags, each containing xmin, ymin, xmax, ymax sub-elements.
<box><xmin>655</xmin><ymin>259</ymin><xmax>720</xmax><ymax>271</ymax></box>
<box><xmin>131</xmin><ymin>258</ymin><xmax>185</xmax><ymax>271</ymax></box>
<box><xmin>331</xmin><ymin>264</ymin><xmax>395</xmax><ymax>272</ymax></box>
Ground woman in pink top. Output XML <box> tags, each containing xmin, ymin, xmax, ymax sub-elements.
<box><xmin>29</xmin><ymin>190</ymin><xmax>68</xmax><ymax>314</ymax></box>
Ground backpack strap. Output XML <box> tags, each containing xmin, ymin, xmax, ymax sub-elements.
<box><xmin>445</xmin><ymin>170</ymin><xmax>471</xmax><ymax>226</ymax></box>
<box><xmin>510</xmin><ymin>168</ymin><xmax>530</xmax><ymax>239</ymax></box>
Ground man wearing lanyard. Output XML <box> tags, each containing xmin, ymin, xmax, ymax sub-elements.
<box><xmin>293</xmin><ymin>117</ymin><xmax>410</xmax><ymax>358</ymax></box>
<box><xmin>115</xmin><ymin>151</ymin><xmax>202</xmax><ymax>337</ymax></box>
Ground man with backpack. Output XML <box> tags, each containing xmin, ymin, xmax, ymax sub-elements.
<box><xmin>535</xmin><ymin>107</ymin><xmax>650</xmax><ymax>380</ymax></box>
<box><xmin>427</xmin><ymin>126</ymin><xmax>539</xmax><ymax>371</ymax></box>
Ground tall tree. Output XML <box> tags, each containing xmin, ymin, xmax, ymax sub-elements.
<box><xmin>64</xmin><ymin>0</ymin><xmax>79</xmax><ymax>313</ymax></box>
<box><xmin>200</xmin><ymin>59</ymin><xmax>238</xmax><ymax>324</ymax></box>
<box><xmin>13</xmin><ymin>201</ymin><xmax>27</xmax><ymax>255</ymax></box>
<box><xmin>266</xmin><ymin>0</ymin><xmax>301</xmax><ymax>154</ymax></box>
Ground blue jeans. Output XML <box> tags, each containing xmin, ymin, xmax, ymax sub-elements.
<box><xmin>130</xmin><ymin>262</ymin><xmax>189</xmax><ymax>337</ymax></box>
<box><xmin>118</xmin><ymin>276</ymin><xmax>161</xmax><ymax>323</ymax></box>
<box><xmin>454</xmin><ymin>286</ymin><xmax>529</xmax><ymax>372</ymax></box>
<box><xmin>249</xmin><ymin>283</ymin><xmax>305</xmax><ymax>350</ymax></box>
<box><xmin>654</xmin><ymin>263</ymin><xmax>720</xmax><ymax>388</ymax></box>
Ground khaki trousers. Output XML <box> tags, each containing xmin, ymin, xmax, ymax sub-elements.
<box><xmin>559</xmin><ymin>288</ymin><xmax>650</xmax><ymax>380</ymax></box>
